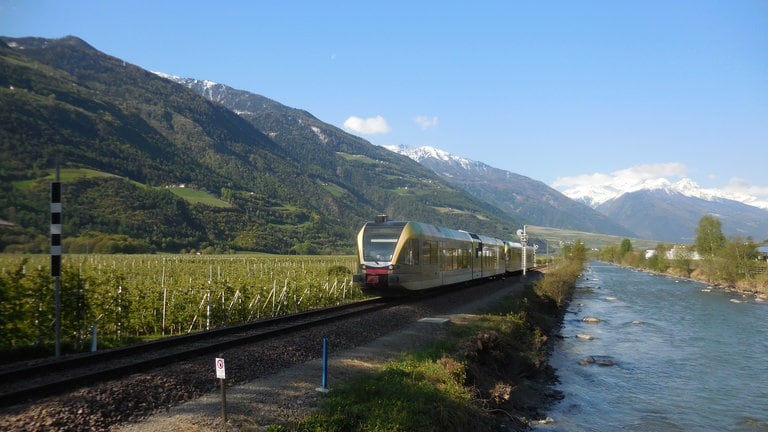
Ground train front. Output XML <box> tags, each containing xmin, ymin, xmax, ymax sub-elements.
<box><xmin>353</xmin><ymin>216</ymin><xmax>408</xmax><ymax>296</ymax></box>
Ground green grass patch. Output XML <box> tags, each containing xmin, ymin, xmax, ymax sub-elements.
<box><xmin>168</xmin><ymin>187</ymin><xmax>232</xmax><ymax>207</ymax></box>
<box><xmin>320</xmin><ymin>182</ymin><xmax>347</xmax><ymax>198</ymax></box>
<box><xmin>336</xmin><ymin>152</ymin><xmax>378</xmax><ymax>164</ymax></box>
<box><xmin>13</xmin><ymin>168</ymin><xmax>118</xmax><ymax>189</ymax></box>
<box><xmin>294</xmin><ymin>350</ymin><xmax>483</xmax><ymax>432</ymax></box>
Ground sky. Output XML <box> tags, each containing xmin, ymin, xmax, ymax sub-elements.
<box><xmin>2</xmin><ymin>0</ymin><xmax>767</xmax><ymax>204</ymax></box>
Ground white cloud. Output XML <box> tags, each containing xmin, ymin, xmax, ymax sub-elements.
<box><xmin>552</xmin><ymin>162</ymin><xmax>688</xmax><ymax>189</ymax></box>
<box><xmin>414</xmin><ymin>115</ymin><xmax>439</xmax><ymax>131</ymax></box>
<box><xmin>343</xmin><ymin>115</ymin><xmax>391</xmax><ymax>135</ymax></box>
<box><xmin>722</xmin><ymin>177</ymin><xmax>768</xmax><ymax>209</ymax></box>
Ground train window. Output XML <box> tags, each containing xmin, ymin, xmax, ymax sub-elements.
<box><xmin>362</xmin><ymin>225</ymin><xmax>404</xmax><ymax>263</ymax></box>
<box><xmin>441</xmin><ymin>248</ymin><xmax>458</xmax><ymax>271</ymax></box>
<box><xmin>423</xmin><ymin>240</ymin><xmax>438</xmax><ymax>265</ymax></box>
<box><xmin>396</xmin><ymin>238</ymin><xmax>420</xmax><ymax>266</ymax></box>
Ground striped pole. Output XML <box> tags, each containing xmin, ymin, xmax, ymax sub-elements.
<box><xmin>51</xmin><ymin>166</ymin><xmax>62</xmax><ymax>357</ymax></box>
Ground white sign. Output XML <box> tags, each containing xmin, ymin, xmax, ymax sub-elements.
<box><xmin>215</xmin><ymin>357</ymin><xmax>226</xmax><ymax>379</ymax></box>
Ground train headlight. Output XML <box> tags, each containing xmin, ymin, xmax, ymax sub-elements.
<box><xmin>359</xmin><ymin>264</ymin><xmax>366</xmax><ymax>269</ymax></box>
<box><xmin>388</xmin><ymin>264</ymin><xmax>399</xmax><ymax>270</ymax></box>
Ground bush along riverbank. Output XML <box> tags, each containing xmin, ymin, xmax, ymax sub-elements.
<box><xmin>279</xmin><ymin>252</ymin><xmax>586</xmax><ymax>431</ymax></box>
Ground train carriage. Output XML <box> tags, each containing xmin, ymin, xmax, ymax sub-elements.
<box><xmin>354</xmin><ymin>216</ymin><xmax>528</xmax><ymax>296</ymax></box>
<box><xmin>504</xmin><ymin>240</ymin><xmax>534</xmax><ymax>273</ymax></box>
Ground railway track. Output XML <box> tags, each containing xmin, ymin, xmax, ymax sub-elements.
<box><xmin>0</xmin><ymin>297</ymin><xmax>394</xmax><ymax>407</ymax></box>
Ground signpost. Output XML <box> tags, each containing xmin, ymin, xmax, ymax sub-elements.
<box><xmin>316</xmin><ymin>338</ymin><xmax>330</xmax><ymax>393</ymax></box>
<box><xmin>215</xmin><ymin>356</ymin><xmax>227</xmax><ymax>422</ymax></box>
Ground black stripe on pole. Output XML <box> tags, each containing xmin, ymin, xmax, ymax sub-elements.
<box><xmin>51</xmin><ymin>181</ymin><xmax>62</xmax><ymax>277</ymax></box>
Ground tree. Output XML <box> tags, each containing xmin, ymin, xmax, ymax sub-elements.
<box><xmin>619</xmin><ymin>238</ymin><xmax>633</xmax><ymax>255</ymax></box>
<box><xmin>695</xmin><ymin>215</ymin><xmax>726</xmax><ymax>258</ymax></box>
<box><xmin>694</xmin><ymin>215</ymin><xmax>727</xmax><ymax>282</ymax></box>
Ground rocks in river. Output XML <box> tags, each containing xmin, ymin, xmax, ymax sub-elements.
<box><xmin>576</xmin><ymin>333</ymin><xmax>594</xmax><ymax>340</ymax></box>
<box><xmin>534</xmin><ymin>417</ymin><xmax>555</xmax><ymax>425</ymax></box>
<box><xmin>582</xmin><ymin>316</ymin><xmax>601</xmax><ymax>323</ymax></box>
<box><xmin>578</xmin><ymin>355</ymin><xmax>616</xmax><ymax>367</ymax></box>
<box><xmin>631</xmin><ymin>320</ymin><xmax>643</xmax><ymax>325</ymax></box>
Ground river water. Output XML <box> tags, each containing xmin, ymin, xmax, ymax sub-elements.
<box><xmin>537</xmin><ymin>262</ymin><xmax>768</xmax><ymax>431</ymax></box>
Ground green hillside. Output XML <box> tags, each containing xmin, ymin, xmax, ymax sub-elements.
<box><xmin>0</xmin><ymin>36</ymin><xmax>521</xmax><ymax>254</ymax></box>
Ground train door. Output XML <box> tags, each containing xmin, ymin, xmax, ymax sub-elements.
<box><xmin>420</xmin><ymin>238</ymin><xmax>441</xmax><ymax>289</ymax></box>
<box><xmin>466</xmin><ymin>233</ymin><xmax>483</xmax><ymax>280</ymax></box>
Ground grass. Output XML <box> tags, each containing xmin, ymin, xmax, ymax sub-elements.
<box><xmin>293</xmin><ymin>348</ymin><xmax>484</xmax><ymax>432</ymax></box>
<box><xmin>320</xmin><ymin>181</ymin><xmax>347</xmax><ymax>198</ymax></box>
<box><xmin>167</xmin><ymin>186</ymin><xmax>232</xmax><ymax>207</ymax></box>
<box><xmin>13</xmin><ymin>167</ymin><xmax>118</xmax><ymax>189</ymax></box>
<box><xmin>11</xmin><ymin>167</ymin><xmax>234</xmax><ymax>208</ymax></box>
<box><xmin>336</xmin><ymin>152</ymin><xmax>378</xmax><ymax>164</ymax></box>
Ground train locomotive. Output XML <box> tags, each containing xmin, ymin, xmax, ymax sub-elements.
<box><xmin>353</xmin><ymin>215</ymin><xmax>534</xmax><ymax>296</ymax></box>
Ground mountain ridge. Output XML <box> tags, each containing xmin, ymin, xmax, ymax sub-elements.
<box><xmin>385</xmin><ymin>145</ymin><xmax>638</xmax><ymax>238</ymax></box>
<box><xmin>387</xmin><ymin>145</ymin><xmax>768</xmax><ymax>243</ymax></box>
<box><xmin>561</xmin><ymin>175</ymin><xmax>768</xmax><ymax>210</ymax></box>
<box><xmin>0</xmin><ymin>35</ymin><xmax>521</xmax><ymax>253</ymax></box>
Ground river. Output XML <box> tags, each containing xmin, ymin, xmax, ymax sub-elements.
<box><xmin>537</xmin><ymin>262</ymin><xmax>768</xmax><ymax>431</ymax></box>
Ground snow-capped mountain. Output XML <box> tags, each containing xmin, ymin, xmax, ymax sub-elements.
<box><xmin>387</xmin><ymin>145</ymin><xmax>638</xmax><ymax>237</ymax></box>
<box><xmin>390</xmin><ymin>145</ymin><xmax>768</xmax><ymax>242</ymax></box>
<box><xmin>385</xmin><ymin>145</ymin><xmax>478</xmax><ymax>171</ymax></box>
<box><xmin>562</xmin><ymin>176</ymin><xmax>768</xmax><ymax>211</ymax></box>
<box><xmin>560</xmin><ymin>176</ymin><xmax>768</xmax><ymax>242</ymax></box>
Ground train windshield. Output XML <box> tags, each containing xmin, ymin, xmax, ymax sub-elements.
<box><xmin>362</xmin><ymin>224</ymin><xmax>404</xmax><ymax>263</ymax></box>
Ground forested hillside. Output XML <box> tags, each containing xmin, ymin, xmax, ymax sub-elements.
<box><xmin>0</xmin><ymin>36</ymin><xmax>519</xmax><ymax>254</ymax></box>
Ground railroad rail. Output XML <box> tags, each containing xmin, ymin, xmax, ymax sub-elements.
<box><xmin>0</xmin><ymin>297</ymin><xmax>393</xmax><ymax>407</ymax></box>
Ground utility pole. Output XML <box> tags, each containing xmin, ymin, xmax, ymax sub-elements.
<box><xmin>517</xmin><ymin>225</ymin><xmax>528</xmax><ymax>276</ymax></box>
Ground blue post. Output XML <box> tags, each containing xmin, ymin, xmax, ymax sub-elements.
<box><xmin>91</xmin><ymin>324</ymin><xmax>97</xmax><ymax>352</ymax></box>
<box><xmin>317</xmin><ymin>337</ymin><xmax>330</xmax><ymax>392</ymax></box>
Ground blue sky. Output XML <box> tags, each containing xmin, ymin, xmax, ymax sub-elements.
<box><xmin>2</xmin><ymin>1</ymin><xmax>767</xmax><ymax>204</ymax></box>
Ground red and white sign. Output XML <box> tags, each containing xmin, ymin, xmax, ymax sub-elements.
<box><xmin>215</xmin><ymin>357</ymin><xmax>226</xmax><ymax>379</ymax></box>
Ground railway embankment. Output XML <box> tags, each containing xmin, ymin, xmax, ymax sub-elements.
<box><xmin>281</xmin><ymin>262</ymin><xmax>582</xmax><ymax>431</ymax></box>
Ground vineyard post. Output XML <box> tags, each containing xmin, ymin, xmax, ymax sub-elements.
<box><xmin>90</xmin><ymin>323</ymin><xmax>97</xmax><ymax>352</ymax></box>
<box><xmin>161</xmin><ymin>261</ymin><xmax>167</xmax><ymax>336</ymax></box>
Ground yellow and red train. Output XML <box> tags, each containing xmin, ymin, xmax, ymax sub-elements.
<box><xmin>353</xmin><ymin>216</ymin><xmax>534</xmax><ymax>296</ymax></box>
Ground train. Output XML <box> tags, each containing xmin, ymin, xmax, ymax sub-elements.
<box><xmin>353</xmin><ymin>215</ymin><xmax>535</xmax><ymax>296</ymax></box>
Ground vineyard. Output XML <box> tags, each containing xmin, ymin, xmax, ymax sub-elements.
<box><xmin>0</xmin><ymin>254</ymin><xmax>362</xmax><ymax>358</ymax></box>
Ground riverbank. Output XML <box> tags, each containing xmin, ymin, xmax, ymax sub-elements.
<box><xmin>621</xmin><ymin>262</ymin><xmax>768</xmax><ymax>300</ymax></box>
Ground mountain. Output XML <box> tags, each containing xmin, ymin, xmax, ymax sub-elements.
<box><xmin>596</xmin><ymin>188</ymin><xmax>768</xmax><ymax>243</ymax></box>
<box><xmin>157</xmin><ymin>75</ymin><xmax>522</xmax><ymax>232</ymax></box>
<box><xmin>560</xmin><ymin>176</ymin><xmax>768</xmax><ymax>242</ymax></box>
<box><xmin>562</xmin><ymin>176</ymin><xmax>768</xmax><ymax>210</ymax></box>
<box><xmin>386</xmin><ymin>145</ymin><xmax>638</xmax><ymax>238</ymax></box>
<box><xmin>0</xmin><ymin>35</ymin><xmax>520</xmax><ymax>254</ymax></box>
<box><xmin>162</xmin><ymin>78</ymin><xmax>637</xmax><ymax>240</ymax></box>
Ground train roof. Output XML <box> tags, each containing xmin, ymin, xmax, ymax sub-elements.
<box><xmin>364</xmin><ymin>219</ymin><xmax>510</xmax><ymax>245</ymax></box>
